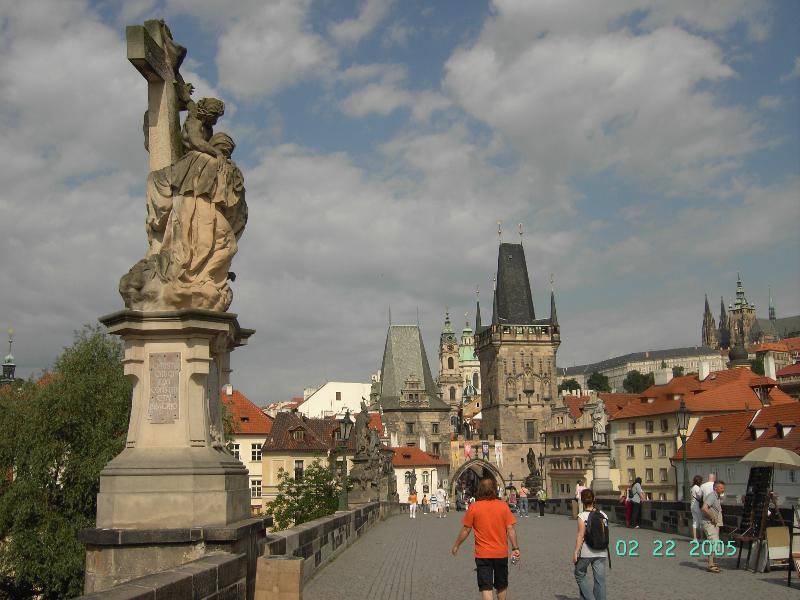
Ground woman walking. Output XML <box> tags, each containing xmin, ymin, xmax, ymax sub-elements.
<box><xmin>630</xmin><ymin>477</ymin><xmax>645</xmax><ymax>528</ymax></box>
<box><xmin>409</xmin><ymin>491</ymin><xmax>418</xmax><ymax>519</ymax></box>
<box><xmin>690</xmin><ymin>475</ymin><xmax>704</xmax><ymax>541</ymax></box>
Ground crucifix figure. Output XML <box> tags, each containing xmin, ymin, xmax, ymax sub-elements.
<box><xmin>127</xmin><ymin>20</ymin><xmax>192</xmax><ymax>171</ymax></box>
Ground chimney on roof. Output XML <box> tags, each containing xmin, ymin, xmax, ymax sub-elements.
<box><xmin>225</xmin><ymin>384</ymin><xmax>233</xmax><ymax>396</ymax></box>
<box><xmin>698</xmin><ymin>361</ymin><xmax>710</xmax><ymax>381</ymax></box>
<box><xmin>654</xmin><ymin>368</ymin><xmax>673</xmax><ymax>386</ymax></box>
<box><xmin>764</xmin><ymin>353</ymin><xmax>777</xmax><ymax>380</ymax></box>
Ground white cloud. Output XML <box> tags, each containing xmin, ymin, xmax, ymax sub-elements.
<box><xmin>444</xmin><ymin>3</ymin><xmax>763</xmax><ymax>197</ymax></box>
<box><xmin>382</xmin><ymin>21</ymin><xmax>413</xmax><ymax>48</ymax></box>
<box><xmin>780</xmin><ymin>56</ymin><xmax>800</xmax><ymax>82</ymax></box>
<box><xmin>329</xmin><ymin>0</ymin><xmax>395</xmax><ymax>47</ymax></box>
<box><xmin>757</xmin><ymin>95</ymin><xmax>783</xmax><ymax>111</ymax></box>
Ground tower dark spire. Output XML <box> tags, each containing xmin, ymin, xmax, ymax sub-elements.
<box><xmin>549</xmin><ymin>274</ymin><xmax>558</xmax><ymax>328</ymax></box>
<box><xmin>475</xmin><ymin>286</ymin><xmax>482</xmax><ymax>331</ymax></box>
<box><xmin>769</xmin><ymin>287</ymin><xmax>776</xmax><ymax>321</ymax></box>
<box><xmin>1</xmin><ymin>327</ymin><xmax>15</xmax><ymax>384</ymax></box>
<box><xmin>492</xmin><ymin>243</ymin><xmax>536</xmax><ymax>325</ymax></box>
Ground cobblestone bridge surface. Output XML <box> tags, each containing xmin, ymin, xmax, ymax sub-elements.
<box><xmin>304</xmin><ymin>510</ymin><xmax>798</xmax><ymax>600</ymax></box>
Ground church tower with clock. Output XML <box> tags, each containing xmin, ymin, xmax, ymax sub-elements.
<box><xmin>438</xmin><ymin>311</ymin><xmax>463</xmax><ymax>412</ymax></box>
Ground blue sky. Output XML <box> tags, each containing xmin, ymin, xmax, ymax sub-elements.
<box><xmin>0</xmin><ymin>0</ymin><xmax>798</xmax><ymax>402</ymax></box>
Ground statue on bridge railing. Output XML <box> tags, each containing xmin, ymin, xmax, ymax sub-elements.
<box><xmin>591</xmin><ymin>399</ymin><xmax>608</xmax><ymax>447</ymax></box>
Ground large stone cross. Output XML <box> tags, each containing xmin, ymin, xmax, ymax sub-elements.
<box><xmin>126</xmin><ymin>20</ymin><xmax>186</xmax><ymax>172</ymax></box>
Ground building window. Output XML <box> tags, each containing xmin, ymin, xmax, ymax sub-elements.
<box><xmin>422</xmin><ymin>471</ymin><xmax>429</xmax><ymax>485</ymax></box>
<box><xmin>626</xmin><ymin>445</ymin><xmax>635</xmax><ymax>458</ymax></box>
<box><xmin>250</xmin><ymin>479</ymin><xmax>262</xmax><ymax>498</ymax></box>
<box><xmin>473</xmin><ymin>373</ymin><xmax>479</xmax><ymax>388</ymax></box>
<box><xmin>432</xmin><ymin>442</ymin><xmax>440</xmax><ymax>456</ymax></box>
<box><xmin>658</xmin><ymin>443</ymin><xmax>666</xmax><ymax>458</ymax></box>
<box><xmin>557</xmin><ymin>416</ymin><xmax>564</xmax><ymax>424</ymax></box>
<box><xmin>336</xmin><ymin>391</ymin><xmax>341</xmax><ymax>401</ymax></box>
<box><xmin>294</xmin><ymin>460</ymin><xmax>304</xmax><ymax>481</ymax></box>
<box><xmin>578</xmin><ymin>433</ymin><xmax>584</xmax><ymax>448</ymax></box>
<box><xmin>231</xmin><ymin>443</ymin><xmax>240</xmax><ymax>460</ymax></box>
<box><xmin>790</xmin><ymin>471</ymin><xmax>797</xmax><ymax>483</ymax></box>
<box><xmin>525</xmin><ymin>420</ymin><xmax>536</xmax><ymax>441</ymax></box>
<box><xmin>406</xmin><ymin>442</ymin><xmax>415</xmax><ymax>447</ymax></box>
<box><xmin>659</xmin><ymin>468</ymin><xmax>668</xmax><ymax>482</ymax></box>
<box><xmin>432</xmin><ymin>422</ymin><xmax>439</xmax><ymax>434</ymax></box>
<box><xmin>576</xmin><ymin>458</ymin><xmax>582</xmax><ymax>469</ymax></box>
<box><xmin>291</xmin><ymin>429</ymin><xmax>304</xmax><ymax>441</ymax></box>
<box><xmin>628</xmin><ymin>422</ymin><xmax>636</xmax><ymax>435</ymax></box>
<box><xmin>251</xmin><ymin>444</ymin><xmax>262</xmax><ymax>462</ymax></box>
<box><xmin>449</xmin><ymin>387</ymin><xmax>456</xmax><ymax>401</ymax></box>
<box><xmin>448</xmin><ymin>357</ymin><xmax>454</xmax><ymax>370</ymax></box>
<box><xmin>553</xmin><ymin>437</ymin><xmax>561</xmax><ymax>450</ymax></box>
<box><xmin>645</xmin><ymin>421</ymin><xmax>654</xmax><ymax>433</ymax></box>
<box><xmin>627</xmin><ymin>469</ymin><xmax>635</xmax><ymax>483</ymax></box>
<box><xmin>660</xmin><ymin>419</ymin><xmax>669</xmax><ymax>432</ymax></box>
<box><xmin>658</xmin><ymin>493</ymin><xmax>667</xmax><ymax>501</ymax></box>
<box><xmin>644</xmin><ymin>445</ymin><xmax>652</xmax><ymax>459</ymax></box>
<box><xmin>645</xmin><ymin>468</ymin><xmax>653</xmax><ymax>483</ymax></box>
<box><xmin>406</xmin><ymin>422</ymin><xmax>415</xmax><ymax>434</ymax></box>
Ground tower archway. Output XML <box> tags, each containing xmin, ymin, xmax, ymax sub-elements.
<box><xmin>450</xmin><ymin>458</ymin><xmax>505</xmax><ymax>501</ymax></box>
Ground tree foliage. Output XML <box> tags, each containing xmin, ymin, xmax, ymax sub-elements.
<box><xmin>750</xmin><ymin>356</ymin><xmax>765</xmax><ymax>376</ymax></box>
<box><xmin>558</xmin><ymin>378</ymin><xmax>581</xmax><ymax>393</ymax></box>
<box><xmin>672</xmin><ymin>365</ymin><xmax>685</xmax><ymax>378</ymax></box>
<box><xmin>265</xmin><ymin>458</ymin><xmax>343</xmax><ymax>531</ymax></box>
<box><xmin>586</xmin><ymin>371</ymin><xmax>611</xmax><ymax>392</ymax></box>
<box><xmin>622</xmin><ymin>370</ymin><xmax>655</xmax><ymax>394</ymax></box>
<box><xmin>0</xmin><ymin>326</ymin><xmax>131</xmax><ymax>598</ymax></box>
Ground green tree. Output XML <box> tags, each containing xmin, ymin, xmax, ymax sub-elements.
<box><xmin>586</xmin><ymin>371</ymin><xmax>611</xmax><ymax>392</ymax></box>
<box><xmin>672</xmin><ymin>365</ymin><xmax>685</xmax><ymax>378</ymax></box>
<box><xmin>622</xmin><ymin>370</ymin><xmax>655</xmax><ymax>394</ymax></box>
<box><xmin>750</xmin><ymin>356</ymin><xmax>765</xmax><ymax>375</ymax></box>
<box><xmin>266</xmin><ymin>458</ymin><xmax>343</xmax><ymax>531</ymax></box>
<box><xmin>558</xmin><ymin>378</ymin><xmax>581</xmax><ymax>394</ymax></box>
<box><xmin>0</xmin><ymin>326</ymin><xmax>131</xmax><ymax>598</ymax></box>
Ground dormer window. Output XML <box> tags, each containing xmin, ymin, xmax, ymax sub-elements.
<box><xmin>777</xmin><ymin>423</ymin><xmax>794</xmax><ymax>439</ymax></box>
<box><xmin>706</xmin><ymin>429</ymin><xmax>720</xmax><ymax>442</ymax></box>
<box><xmin>291</xmin><ymin>429</ymin><xmax>305</xmax><ymax>441</ymax></box>
<box><xmin>750</xmin><ymin>427</ymin><xmax>766</xmax><ymax>440</ymax></box>
<box><xmin>240</xmin><ymin>416</ymin><xmax>249</xmax><ymax>423</ymax></box>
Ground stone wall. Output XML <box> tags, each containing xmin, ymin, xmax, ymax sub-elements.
<box><xmin>255</xmin><ymin>501</ymin><xmax>401</xmax><ymax>599</ymax></box>
<box><xmin>543</xmin><ymin>498</ymin><xmax>793</xmax><ymax>538</ymax></box>
<box><xmin>79</xmin><ymin>552</ymin><xmax>248</xmax><ymax>600</ymax></box>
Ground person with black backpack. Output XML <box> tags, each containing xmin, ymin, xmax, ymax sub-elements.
<box><xmin>572</xmin><ymin>488</ymin><xmax>609</xmax><ymax>600</ymax></box>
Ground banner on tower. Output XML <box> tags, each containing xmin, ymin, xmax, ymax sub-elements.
<box><xmin>495</xmin><ymin>441</ymin><xmax>503</xmax><ymax>466</ymax></box>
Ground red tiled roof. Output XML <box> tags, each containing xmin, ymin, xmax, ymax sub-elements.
<box><xmin>612</xmin><ymin>370</ymin><xmax>793</xmax><ymax>419</ymax></box>
<box><xmin>392</xmin><ymin>446</ymin><xmax>449</xmax><ymax>467</ymax></box>
<box><xmin>777</xmin><ymin>363</ymin><xmax>800</xmax><ymax>377</ymax></box>
<box><xmin>781</xmin><ymin>337</ymin><xmax>800</xmax><ymax>352</ymax></box>
<box><xmin>600</xmin><ymin>393</ymin><xmax>640</xmax><ymax>417</ymax></box>
<box><xmin>672</xmin><ymin>402</ymin><xmax>800</xmax><ymax>461</ymax></box>
<box><xmin>262</xmin><ymin>412</ymin><xmax>336</xmax><ymax>452</ymax></box>
<box><xmin>749</xmin><ymin>342</ymin><xmax>790</xmax><ymax>353</ymax></box>
<box><xmin>222</xmin><ymin>390</ymin><xmax>274</xmax><ymax>435</ymax></box>
<box><xmin>562</xmin><ymin>395</ymin><xmax>587</xmax><ymax>421</ymax></box>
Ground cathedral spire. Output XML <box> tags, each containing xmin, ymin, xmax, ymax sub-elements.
<box><xmin>492</xmin><ymin>243</ymin><xmax>536</xmax><ymax>325</ymax></box>
<box><xmin>718</xmin><ymin>296</ymin><xmax>731</xmax><ymax>350</ymax></box>
<box><xmin>702</xmin><ymin>294</ymin><xmax>717</xmax><ymax>348</ymax></box>
<box><xmin>769</xmin><ymin>287</ymin><xmax>776</xmax><ymax>321</ymax></box>
<box><xmin>1</xmin><ymin>327</ymin><xmax>15</xmax><ymax>384</ymax></box>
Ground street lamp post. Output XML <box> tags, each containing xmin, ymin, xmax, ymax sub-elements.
<box><xmin>538</xmin><ymin>452</ymin><xmax>545</xmax><ymax>495</ymax></box>
<box><xmin>676</xmin><ymin>399</ymin><xmax>690</xmax><ymax>503</ymax></box>
<box><xmin>338</xmin><ymin>409</ymin><xmax>354</xmax><ymax>510</ymax></box>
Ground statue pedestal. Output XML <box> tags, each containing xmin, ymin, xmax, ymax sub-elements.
<box><xmin>589</xmin><ymin>445</ymin><xmax>614</xmax><ymax>496</ymax></box>
<box><xmin>82</xmin><ymin>310</ymin><xmax>259</xmax><ymax>593</ymax></box>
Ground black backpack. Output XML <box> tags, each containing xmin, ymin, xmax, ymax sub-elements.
<box><xmin>627</xmin><ymin>488</ymin><xmax>634</xmax><ymax>499</ymax></box>
<box><xmin>585</xmin><ymin>510</ymin><xmax>609</xmax><ymax>551</ymax></box>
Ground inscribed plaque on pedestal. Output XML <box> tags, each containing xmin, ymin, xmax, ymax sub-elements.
<box><xmin>149</xmin><ymin>352</ymin><xmax>180</xmax><ymax>423</ymax></box>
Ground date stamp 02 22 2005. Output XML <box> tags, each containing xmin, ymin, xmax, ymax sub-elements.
<box><xmin>614</xmin><ymin>539</ymin><xmax>738</xmax><ymax>558</ymax></box>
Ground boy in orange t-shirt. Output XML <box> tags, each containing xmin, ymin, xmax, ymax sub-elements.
<box><xmin>451</xmin><ymin>478</ymin><xmax>520</xmax><ymax>599</ymax></box>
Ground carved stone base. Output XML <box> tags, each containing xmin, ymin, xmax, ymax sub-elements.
<box><xmin>589</xmin><ymin>445</ymin><xmax>614</xmax><ymax>495</ymax></box>
<box><xmin>91</xmin><ymin>310</ymin><xmax>254</xmax><ymax>529</ymax></box>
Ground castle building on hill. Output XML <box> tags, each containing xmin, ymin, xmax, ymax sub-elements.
<box><xmin>702</xmin><ymin>275</ymin><xmax>800</xmax><ymax>350</ymax></box>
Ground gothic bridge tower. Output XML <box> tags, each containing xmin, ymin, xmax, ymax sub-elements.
<box><xmin>475</xmin><ymin>242</ymin><xmax>560</xmax><ymax>473</ymax></box>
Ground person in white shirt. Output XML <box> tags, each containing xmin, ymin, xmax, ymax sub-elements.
<box><xmin>436</xmin><ymin>485</ymin><xmax>448</xmax><ymax>518</ymax></box>
<box><xmin>575</xmin><ymin>480</ymin><xmax>588</xmax><ymax>513</ymax></box>
<box><xmin>690</xmin><ymin>475</ymin><xmax>704</xmax><ymax>541</ymax></box>
<box><xmin>573</xmin><ymin>489</ymin><xmax>609</xmax><ymax>600</ymax></box>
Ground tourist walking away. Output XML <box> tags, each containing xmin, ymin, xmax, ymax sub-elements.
<box><xmin>507</xmin><ymin>488</ymin><xmax>517</xmax><ymax>513</ymax></box>
<box><xmin>451</xmin><ymin>477</ymin><xmax>520</xmax><ymax>600</ymax></box>
<box><xmin>429</xmin><ymin>493</ymin><xmax>436</xmax><ymax>515</ymax></box>
<box><xmin>690</xmin><ymin>475</ymin><xmax>704</xmax><ymax>541</ymax></box>
<box><xmin>436</xmin><ymin>484</ymin><xmax>448</xmax><ymax>518</ymax></box>
<box><xmin>518</xmin><ymin>485</ymin><xmax>529</xmax><ymax>518</ymax></box>
<box><xmin>629</xmin><ymin>477</ymin><xmax>645</xmax><ymax>528</ymax></box>
<box><xmin>573</xmin><ymin>489</ymin><xmax>610</xmax><ymax>600</ymax></box>
<box><xmin>702</xmin><ymin>480</ymin><xmax>725</xmax><ymax>573</ymax></box>
<box><xmin>409</xmin><ymin>491</ymin><xmax>418</xmax><ymax>518</ymax></box>
<box><xmin>575</xmin><ymin>480</ymin><xmax>587</xmax><ymax>513</ymax></box>
<box><xmin>619</xmin><ymin>486</ymin><xmax>632</xmax><ymax>527</ymax></box>
<box><xmin>422</xmin><ymin>494</ymin><xmax>430</xmax><ymax>514</ymax></box>
<box><xmin>536</xmin><ymin>487</ymin><xmax>547</xmax><ymax>517</ymax></box>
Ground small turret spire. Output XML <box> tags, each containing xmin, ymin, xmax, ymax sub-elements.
<box><xmin>769</xmin><ymin>287</ymin><xmax>776</xmax><ymax>321</ymax></box>
<box><xmin>549</xmin><ymin>275</ymin><xmax>558</xmax><ymax>328</ymax></box>
<box><xmin>475</xmin><ymin>286</ymin><xmax>482</xmax><ymax>331</ymax></box>
<box><xmin>2</xmin><ymin>327</ymin><xmax>16</xmax><ymax>384</ymax></box>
